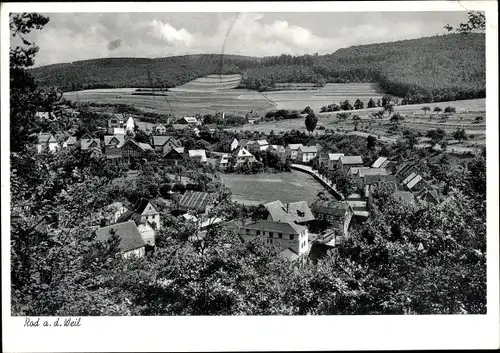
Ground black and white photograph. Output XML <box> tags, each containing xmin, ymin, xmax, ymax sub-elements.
<box><xmin>1</xmin><ymin>1</ymin><xmax>498</xmax><ymax>351</ymax></box>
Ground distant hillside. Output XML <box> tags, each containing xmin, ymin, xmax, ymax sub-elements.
<box><xmin>31</xmin><ymin>33</ymin><xmax>485</xmax><ymax>103</ymax></box>
<box><xmin>30</xmin><ymin>54</ymin><xmax>260</xmax><ymax>91</ymax></box>
<box><xmin>241</xmin><ymin>33</ymin><xmax>485</xmax><ymax>103</ymax></box>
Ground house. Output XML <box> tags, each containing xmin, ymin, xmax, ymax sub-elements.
<box><xmin>371</xmin><ymin>156</ymin><xmax>397</xmax><ymax>174</ymax></box>
<box><xmin>354</xmin><ymin>168</ymin><xmax>389</xmax><ymax>189</ymax></box>
<box><xmin>231</xmin><ymin>146</ymin><xmax>255</xmax><ymax>165</ymax></box>
<box><xmin>346</xmin><ymin>193</ymin><xmax>369</xmax><ymax>218</ymax></box>
<box><xmin>121</xmin><ymin>139</ymin><xmax>154</xmax><ymax>160</ymax></box>
<box><xmin>80</xmin><ymin>134</ymin><xmax>101</xmax><ymax>150</ymax></box>
<box><xmin>296</xmin><ymin>145</ymin><xmax>318</xmax><ymax>163</ymax></box>
<box><xmin>310</xmin><ymin>199</ymin><xmax>354</xmax><ymax>238</ymax></box>
<box><xmin>107</xmin><ymin>114</ymin><xmax>126</xmax><ymax>135</ymax></box>
<box><xmin>35</xmin><ymin>111</ymin><xmax>57</xmax><ymax>121</ymax></box>
<box><xmin>239</xmin><ymin>220</ymin><xmax>309</xmax><ymax>259</ymax></box>
<box><xmin>285</xmin><ymin>144</ymin><xmax>304</xmax><ymax>160</ymax></box>
<box><xmin>230</xmin><ymin>138</ymin><xmax>239</xmax><ymax>151</ymax></box>
<box><xmin>414</xmin><ymin>187</ymin><xmax>440</xmax><ymax>204</ymax></box>
<box><xmin>152</xmin><ymin>136</ymin><xmax>181</xmax><ymax>154</ymax></box>
<box><xmin>103</xmin><ymin>135</ymin><xmax>125</xmax><ymax>159</ymax></box>
<box><xmin>247</xmin><ymin>139</ymin><xmax>269</xmax><ymax>153</ymax></box>
<box><xmin>395</xmin><ymin>164</ymin><xmax>423</xmax><ymax>183</ymax></box>
<box><xmin>264</xmin><ymin>200</ymin><xmax>315</xmax><ymax>225</ymax></box>
<box><xmin>62</xmin><ymin>136</ymin><xmax>78</xmax><ymax>148</ymax></box>
<box><xmin>154</xmin><ymin>124</ymin><xmax>168</xmax><ymax>135</ymax></box>
<box><xmin>326</xmin><ymin>153</ymin><xmax>345</xmax><ymax>170</ymax></box>
<box><xmin>163</xmin><ymin>147</ymin><xmax>185</xmax><ymax>166</ymax></box>
<box><xmin>116</xmin><ymin>199</ymin><xmax>161</xmax><ymax>246</ymax></box>
<box><xmin>100</xmin><ymin>202</ymin><xmax>128</xmax><ymax>226</ymax></box>
<box><xmin>337</xmin><ymin>156</ymin><xmax>364</xmax><ymax>172</ymax></box>
<box><xmin>94</xmin><ymin>220</ymin><xmax>146</xmax><ymax>259</ymax></box>
<box><xmin>188</xmin><ymin>149</ymin><xmax>207</xmax><ymax>164</ymax></box>
<box><xmin>35</xmin><ymin>133</ymin><xmax>59</xmax><ymax>153</ymax></box>
<box><xmin>135</xmin><ymin>120</ymin><xmax>156</xmax><ymax>133</ymax></box>
<box><xmin>267</xmin><ymin>145</ymin><xmax>286</xmax><ymax>156</ymax></box>
<box><xmin>219</xmin><ymin>153</ymin><xmax>230</xmax><ymax>169</ymax></box>
<box><xmin>177</xmin><ymin>116</ymin><xmax>200</xmax><ymax>126</ymax></box>
<box><xmin>177</xmin><ymin>190</ymin><xmax>214</xmax><ymax>214</ymax></box>
<box><xmin>88</xmin><ymin>147</ymin><xmax>104</xmax><ymax>159</ymax></box>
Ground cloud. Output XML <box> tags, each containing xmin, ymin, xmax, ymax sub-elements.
<box><xmin>149</xmin><ymin>19</ymin><xmax>194</xmax><ymax>47</ymax></box>
<box><xmin>22</xmin><ymin>12</ymin><xmax>467</xmax><ymax>66</ymax></box>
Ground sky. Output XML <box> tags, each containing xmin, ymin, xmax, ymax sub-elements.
<box><xmin>13</xmin><ymin>11</ymin><xmax>470</xmax><ymax>67</ymax></box>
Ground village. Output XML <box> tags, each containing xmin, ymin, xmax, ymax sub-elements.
<box><xmin>32</xmin><ymin>107</ymin><xmax>442</xmax><ymax>262</ymax></box>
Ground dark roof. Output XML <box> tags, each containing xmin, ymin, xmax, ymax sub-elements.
<box><xmin>81</xmin><ymin>138</ymin><xmax>101</xmax><ymax>150</ymax></box>
<box><xmin>163</xmin><ymin>147</ymin><xmax>185</xmax><ymax>159</ymax></box>
<box><xmin>94</xmin><ymin>220</ymin><xmax>145</xmax><ymax>252</ymax></box>
<box><xmin>311</xmin><ymin>200</ymin><xmax>352</xmax><ymax>217</ymax></box>
<box><xmin>152</xmin><ymin>135</ymin><xmax>179</xmax><ymax>147</ymax></box>
<box><xmin>133</xmin><ymin>198</ymin><xmax>158</xmax><ymax>214</ymax></box>
<box><xmin>104</xmin><ymin>135</ymin><xmax>125</xmax><ymax>146</ymax></box>
<box><xmin>178</xmin><ymin>190</ymin><xmax>214</xmax><ymax>212</ymax></box>
<box><xmin>340</xmin><ymin>156</ymin><xmax>363</xmax><ymax>165</ymax></box>
<box><xmin>116</xmin><ymin>210</ymin><xmax>143</xmax><ymax>225</ymax></box>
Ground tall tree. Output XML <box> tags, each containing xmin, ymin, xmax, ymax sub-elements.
<box><xmin>305</xmin><ymin>112</ymin><xmax>318</xmax><ymax>134</ymax></box>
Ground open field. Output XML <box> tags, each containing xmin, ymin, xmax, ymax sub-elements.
<box><xmin>169</xmin><ymin>74</ymin><xmax>242</xmax><ymax>92</ymax></box>
<box><xmin>64</xmin><ymin>81</ymin><xmax>385</xmax><ymax>117</ymax></box>
<box><xmin>221</xmin><ymin>170</ymin><xmax>327</xmax><ymax>205</ymax></box>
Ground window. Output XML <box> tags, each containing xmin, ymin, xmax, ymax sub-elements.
<box><xmin>245</xmin><ymin>228</ymin><xmax>250</xmax><ymax>234</ymax></box>
<box><xmin>290</xmin><ymin>234</ymin><xmax>295</xmax><ymax>240</ymax></box>
<box><xmin>278</xmin><ymin>233</ymin><xmax>283</xmax><ymax>239</ymax></box>
<box><xmin>256</xmin><ymin>230</ymin><xmax>260</xmax><ymax>235</ymax></box>
<box><xmin>269</xmin><ymin>232</ymin><xmax>273</xmax><ymax>238</ymax></box>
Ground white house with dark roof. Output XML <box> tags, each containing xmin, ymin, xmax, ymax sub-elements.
<box><xmin>231</xmin><ymin>146</ymin><xmax>255</xmax><ymax>165</ymax></box>
<box><xmin>80</xmin><ymin>135</ymin><xmax>101</xmax><ymax>151</ymax></box>
<box><xmin>239</xmin><ymin>219</ymin><xmax>310</xmax><ymax>259</ymax></box>
<box><xmin>296</xmin><ymin>145</ymin><xmax>318</xmax><ymax>163</ymax></box>
<box><xmin>154</xmin><ymin>123</ymin><xmax>168</xmax><ymax>135</ymax></box>
<box><xmin>264</xmin><ymin>200</ymin><xmax>315</xmax><ymax>225</ymax></box>
<box><xmin>94</xmin><ymin>220</ymin><xmax>146</xmax><ymax>259</ymax></box>
<box><xmin>116</xmin><ymin>198</ymin><xmax>160</xmax><ymax>246</ymax></box>
<box><xmin>285</xmin><ymin>143</ymin><xmax>304</xmax><ymax>160</ymax></box>
<box><xmin>35</xmin><ymin>133</ymin><xmax>59</xmax><ymax>153</ymax></box>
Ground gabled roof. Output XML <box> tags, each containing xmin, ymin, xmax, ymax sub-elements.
<box><xmin>137</xmin><ymin>142</ymin><xmax>153</xmax><ymax>151</ymax></box>
<box><xmin>152</xmin><ymin>135</ymin><xmax>179</xmax><ymax>147</ymax></box>
<box><xmin>133</xmin><ymin>198</ymin><xmax>158</xmax><ymax>215</ymax></box>
<box><xmin>256</xmin><ymin>139</ymin><xmax>268</xmax><ymax>146</ymax></box>
<box><xmin>286</xmin><ymin>201</ymin><xmax>315</xmax><ymax>223</ymax></box>
<box><xmin>37</xmin><ymin>133</ymin><xmax>57</xmax><ymax>144</ymax></box>
<box><xmin>239</xmin><ymin>139</ymin><xmax>249</xmax><ymax>147</ymax></box>
<box><xmin>242</xmin><ymin>220</ymin><xmax>305</xmax><ymax>235</ymax></box>
<box><xmin>177</xmin><ymin>190</ymin><xmax>214</xmax><ymax>212</ymax></box>
<box><xmin>287</xmin><ymin>143</ymin><xmax>303</xmax><ymax>150</ymax></box>
<box><xmin>155</xmin><ymin>123</ymin><xmax>167</xmax><ymax>130</ymax></box>
<box><xmin>65</xmin><ymin>136</ymin><xmax>78</xmax><ymax>145</ymax></box>
<box><xmin>232</xmin><ymin>146</ymin><xmax>254</xmax><ymax>158</ymax></box>
<box><xmin>340</xmin><ymin>156</ymin><xmax>363</xmax><ymax>165</ymax></box>
<box><xmin>181</xmin><ymin>117</ymin><xmax>198</xmax><ymax>123</ymax></box>
<box><xmin>402</xmin><ymin>172</ymin><xmax>418</xmax><ymax>186</ymax></box>
<box><xmin>350</xmin><ymin>167</ymin><xmax>371</xmax><ymax>175</ymax></box>
<box><xmin>371</xmin><ymin>156</ymin><xmax>388</xmax><ymax>168</ymax></box>
<box><xmin>188</xmin><ymin>149</ymin><xmax>207</xmax><ymax>162</ymax></box>
<box><xmin>81</xmin><ymin>138</ymin><xmax>101</xmax><ymax>150</ymax></box>
<box><xmin>299</xmin><ymin>145</ymin><xmax>318</xmax><ymax>153</ymax></box>
<box><xmin>94</xmin><ymin>220</ymin><xmax>145</xmax><ymax>253</ymax></box>
<box><xmin>328</xmin><ymin>153</ymin><xmax>344</xmax><ymax>161</ymax></box>
<box><xmin>163</xmin><ymin>147</ymin><xmax>185</xmax><ymax>158</ymax></box>
<box><xmin>311</xmin><ymin>200</ymin><xmax>352</xmax><ymax>217</ymax></box>
<box><xmin>104</xmin><ymin>135</ymin><xmax>125</xmax><ymax>147</ymax></box>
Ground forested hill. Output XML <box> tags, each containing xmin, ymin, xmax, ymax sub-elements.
<box><xmin>241</xmin><ymin>33</ymin><xmax>485</xmax><ymax>103</ymax></box>
<box><xmin>31</xmin><ymin>33</ymin><xmax>485</xmax><ymax>103</ymax></box>
<box><xmin>30</xmin><ymin>54</ymin><xmax>261</xmax><ymax>91</ymax></box>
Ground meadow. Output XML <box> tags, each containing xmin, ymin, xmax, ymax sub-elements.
<box><xmin>63</xmin><ymin>78</ymin><xmax>386</xmax><ymax>117</ymax></box>
<box><xmin>221</xmin><ymin>170</ymin><xmax>327</xmax><ymax>205</ymax></box>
